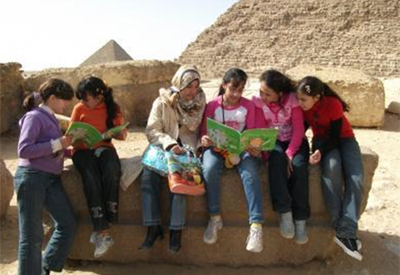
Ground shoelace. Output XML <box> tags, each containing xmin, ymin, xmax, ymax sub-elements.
<box><xmin>209</xmin><ymin>219</ymin><xmax>221</xmax><ymax>232</ymax></box>
<box><xmin>339</xmin><ymin>237</ymin><xmax>357</xmax><ymax>251</ymax></box>
<box><xmin>247</xmin><ymin>228</ymin><xmax>262</xmax><ymax>243</ymax></box>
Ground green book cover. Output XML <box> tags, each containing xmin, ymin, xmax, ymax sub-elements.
<box><xmin>66</xmin><ymin>122</ymin><xmax>129</xmax><ymax>148</ymax></box>
<box><xmin>206</xmin><ymin>118</ymin><xmax>278</xmax><ymax>154</ymax></box>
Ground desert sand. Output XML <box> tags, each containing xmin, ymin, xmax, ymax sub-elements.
<box><xmin>1</xmin><ymin>79</ymin><xmax>399</xmax><ymax>275</ymax></box>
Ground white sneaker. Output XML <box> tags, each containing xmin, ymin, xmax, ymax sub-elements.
<box><xmin>90</xmin><ymin>232</ymin><xmax>98</xmax><ymax>244</ymax></box>
<box><xmin>279</xmin><ymin>212</ymin><xmax>295</xmax><ymax>239</ymax></box>
<box><xmin>203</xmin><ymin>216</ymin><xmax>223</xmax><ymax>244</ymax></box>
<box><xmin>94</xmin><ymin>234</ymin><xmax>114</xmax><ymax>258</ymax></box>
<box><xmin>294</xmin><ymin>220</ymin><xmax>309</xmax><ymax>244</ymax></box>
<box><xmin>246</xmin><ymin>226</ymin><xmax>263</xmax><ymax>253</ymax></box>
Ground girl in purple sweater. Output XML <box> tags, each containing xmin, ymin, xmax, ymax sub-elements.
<box><xmin>14</xmin><ymin>79</ymin><xmax>76</xmax><ymax>275</ymax></box>
<box><xmin>253</xmin><ymin>70</ymin><xmax>310</xmax><ymax>244</ymax></box>
<box><xmin>201</xmin><ymin>68</ymin><xmax>264</xmax><ymax>253</ymax></box>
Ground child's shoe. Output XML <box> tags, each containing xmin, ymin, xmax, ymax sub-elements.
<box><xmin>94</xmin><ymin>233</ymin><xmax>114</xmax><ymax>258</ymax></box>
<box><xmin>203</xmin><ymin>216</ymin><xmax>223</xmax><ymax>244</ymax></box>
<box><xmin>279</xmin><ymin>211</ymin><xmax>295</xmax><ymax>239</ymax></box>
<box><xmin>334</xmin><ymin>236</ymin><xmax>363</xmax><ymax>261</ymax></box>
<box><xmin>246</xmin><ymin>224</ymin><xmax>263</xmax><ymax>253</ymax></box>
<box><xmin>90</xmin><ymin>232</ymin><xmax>98</xmax><ymax>244</ymax></box>
<box><xmin>294</xmin><ymin>220</ymin><xmax>308</xmax><ymax>244</ymax></box>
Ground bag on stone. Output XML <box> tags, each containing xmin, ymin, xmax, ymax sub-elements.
<box><xmin>141</xmin><ymin>145</ymin><xmax>169</xmax><ymax>177</ymax></box>
<box><xmin>165</xmin><ymin>148</ymin><xmax>205</xmax><ymax>196</ymax></box>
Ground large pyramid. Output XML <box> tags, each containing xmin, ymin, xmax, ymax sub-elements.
<box><xmin>178</xmin><ymin>0</ymin><xmax>400</xmax><ymax>78</ymax></box>
<box><xmin>80</xmin><ymin>40</ymin><xmax>133</xmax><ymax>67</ymax></box>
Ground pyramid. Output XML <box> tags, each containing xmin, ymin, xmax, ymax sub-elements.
<box><xmin>80</xmin><ymin>40</ymin><xmax>133</xmax><ymax>67</ymax></box>
<box><xmin>178</xmin><ymin>0</ymin><xmax>400</xmax><ymax>78</ymax></box>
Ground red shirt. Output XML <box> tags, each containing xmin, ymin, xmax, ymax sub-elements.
<box><xmin>70</xmin><ymin>102</ymin><xmax>126</xmax><ymax>151</ymax></box>
<box><xmin>303</xmin><ymin>96</ymin><xmax>354</xmax><ymax>138</ymax></box>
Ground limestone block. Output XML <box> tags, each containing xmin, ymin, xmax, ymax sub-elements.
<box><xmin>0</xmin><ymin>63</ymin><xmax>24</xmax><ymax>134</ymax></box>
<box><xmin>0</xmin><ymin>159</ymin><xmax>14</xmax><ymax>220</ymax></box>
<box><xmin>286</xmin><ymin>65</ymin><xmax>385</xmax><ymax>127</ymax></box>
<box><xmin>387</xmin><ymin>101</ymin><xmax>400</xmax><ymax>114</ymax></box>
<box><xmin>56</xmin><ymin>146</ymin><xmax>377</xmax><ymax>265</ymax></box>
<box><xmin>24</xmin><ymin>61</ymin><xmax>180</xmax><ymax>126</ymax></box>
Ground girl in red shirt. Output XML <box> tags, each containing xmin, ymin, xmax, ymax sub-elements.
<box><xmin>296</xmin><ymin>76</ymin><xmax>363</xmax><ymax>261</ymax></box>
<box><xmin>71</xmin><ymin>76</ymin><xmax>127</xmax><ymax>258</ymax></box>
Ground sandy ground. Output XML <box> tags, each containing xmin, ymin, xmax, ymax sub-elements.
<box><xmin>1</xmin><ymin>79</ymin><xmax>399</xmax><ymax>275</ymax></box>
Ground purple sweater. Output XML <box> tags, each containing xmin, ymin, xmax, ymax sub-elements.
<box><xmin>18</xmin><ymin>107</ymin><xmax>64</xmax><ymax>175</ymax></box>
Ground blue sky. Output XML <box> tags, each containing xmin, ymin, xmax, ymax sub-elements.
<box><xmin>0</xmin><ymin>0</ymin><xmax>237</xmax><ymax>71</ymax></box>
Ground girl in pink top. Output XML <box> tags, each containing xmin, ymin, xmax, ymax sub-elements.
<box><xmin>201</xmin><ymin>68</ymin><xmax>264</xmax><ymax>253</ymax></box>
<box><xmin>253</xmin><ymin>69</ymin><xmax>310</xmax><ymax>244</ymax></box>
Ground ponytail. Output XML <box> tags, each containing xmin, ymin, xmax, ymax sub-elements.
<box><xmin>322</xmin><ymin>83</ymin><xmax>350</xmax><ymax>112</ymax></box>
<box><xmin>103</xmin><ymin>86</ymin><xmax>117</xmax><ymax>129</ymax></box>
<box><xmin>23</xmin><ymin>92</ymin><xmax>41</xmax><ymax>111</ymax></box>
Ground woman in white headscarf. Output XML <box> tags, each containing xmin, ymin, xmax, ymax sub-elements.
<box><xmin>139</xmin><ymin>65</ymin><xmax>206</xmax><ymax>253</ymax></box>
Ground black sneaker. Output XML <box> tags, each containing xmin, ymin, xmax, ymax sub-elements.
<box><xmin>334</xmin><ymin>236</ymin><xmax>363</xmax><ymax>261</ymax></box>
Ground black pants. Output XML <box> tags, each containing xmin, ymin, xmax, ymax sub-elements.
<box><xmin>72</xmin><ymin>147</ymin><xmax>121</xmax><ymax>231</ymax></box>
<box><xmin>268</xmin><ymin>139</ymin><xmax>310</xmax><ymax>220</ymax></box>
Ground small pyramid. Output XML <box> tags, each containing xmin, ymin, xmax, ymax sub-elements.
<box><xmin>80</xmin><ymin>40</ymin><xmax>133</xmax><ymax>67</ymax></box>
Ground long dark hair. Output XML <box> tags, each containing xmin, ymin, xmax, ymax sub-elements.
<box><xmin>297</xmin><ymin>76</ymin><xmax>350</xmax><ymax>112</ymax></box>
<box><xmin>259</xmin><ymin>69</ymin><xmax>295</xmax><ymax>104</ymax></box>
<box><xmin>76</xmin><ymin>76</ymin><xmax>117</xmax><ymax>129</ymax></box>
<box><xmin>23</xmin><ymin>78</ymin><xmax>74</xmax><ymax>111</ymax></box>
<box><xmin>218</xmin><ymin>68</ymin><xmax>248</xmax><ymax>96</ymax></box>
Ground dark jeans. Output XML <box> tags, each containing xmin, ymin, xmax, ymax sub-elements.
<box><xmin>140</xmin><ymin>167</ymin><xmax>186</xmax><ymax>230</ymax></box>
<box><xmin>314</xmin><ymin>137</ymin><xmax>364</xmax><ymax>238</ymax></box>
<box><xmin>72</xmin><ymin>147</ymin><xmax>121</xmax><ymax>231</ymax></box>
<box><xmin>268</xmin><ymin>139</ymin><xmax>310</xmax><ymax>220</ymax></box>
<box><xmin>14</xmin><ymin>166</ymin><xmax>76</xmax><ymax>275</ymax></box>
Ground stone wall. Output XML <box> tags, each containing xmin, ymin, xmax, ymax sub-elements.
<box><xmin>24</xmin><ymin>60</ymin><xmax>180</xmax><ymax>126</ymax></box>
<box><xmin>0</xmin><ymin>160</ymin><xmax>14</xmax><ymax>220</ymax></box>
<box><xmin>54</xmin><ymin>147</ymin><xmax>378</xmax><ymax>266</ymax></box>
<box><xmin>0</xmin><ymin>63</ymin><xmax>24</xmax><ymax>134</ymax></box>
<box><xmin>178</xmin><ymin>0</ymin><xmax>400</xmax><ymax>79</ymax></box>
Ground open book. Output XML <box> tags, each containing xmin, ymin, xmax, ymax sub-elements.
<box><xmin>66</xmin><ymin>122</ymin><xmax>129</xmax><ymax>148</ymax></box>
<box><xmin>206</xmin><ymin>118</ymin><xmax>278</xmax><ymax>154</ymax></box>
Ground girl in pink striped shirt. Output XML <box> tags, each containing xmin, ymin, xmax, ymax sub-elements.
<box><xmin>253</xmin><ymin>69</ymin><xmax>310</xmax><ymax>244</ymax></box>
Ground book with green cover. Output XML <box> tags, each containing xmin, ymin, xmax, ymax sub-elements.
<box><xmin>66</xmin><ymin>122</ymin><xmax>129</xmax><ymax>148</ymax></box>
<box><xmin>206</xmin><ymin>118</ymin><xmax>278</xmax><ymax>154</ymax></box>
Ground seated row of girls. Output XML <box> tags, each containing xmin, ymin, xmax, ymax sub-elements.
<box><xmin>138</xmin><ymin>66</ymin><xmax>364</xmax><ymax>261</ymax></box>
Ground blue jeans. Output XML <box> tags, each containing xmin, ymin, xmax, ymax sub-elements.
<box><xmin>314</xmin><ymin>138</ymin><xmax>364</xmax><ymax>238</ymax></box>
<box><xmin>140</xmin><ymin>167</ymin><xmax>186</xmax><ymax>230</ymax></box>
<box><xmin>202</xmin><ymin>148</ymin><xmax>263</xmax><ymax>224</ymax></box>
<box><xmin>14</xmin><ymin>166</ymin><xmax>76</xmax><ymax>275</ymax></box>
<box><xmin>268</xmin><ymin>139</ymin><xmax>310</xmax><ymax>220</ymax></box>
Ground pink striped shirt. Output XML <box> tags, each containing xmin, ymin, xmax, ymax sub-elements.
<box><xmin>253</xmin><ymin>93</ymin><xmax>304</xmax><ymax>158</ymax></box>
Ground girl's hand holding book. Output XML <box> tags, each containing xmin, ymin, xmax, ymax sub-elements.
<box><xmin>60</xmin><ymin>135</ymin><xmax>73</xmax><ymax>149</ymax></box>
<box><xmin>201</xmin><ymin>135</ymin><xmax>213</xmax><ymax>148</ymax></box>
<box><xmin>246</xmin><ymin>145</ymin><xmax>261</xmax><ymax>157</ymax></box>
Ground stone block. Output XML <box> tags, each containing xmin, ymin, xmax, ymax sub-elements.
<box><xmin>56</xmin><ymin>146</ymin><xmax>378</xmax><ymax>266</ymax></box>
<box><xmin>0</xmin><ymin>159</ymin><xmax>14</xmax><ymax>220</ymax></box>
